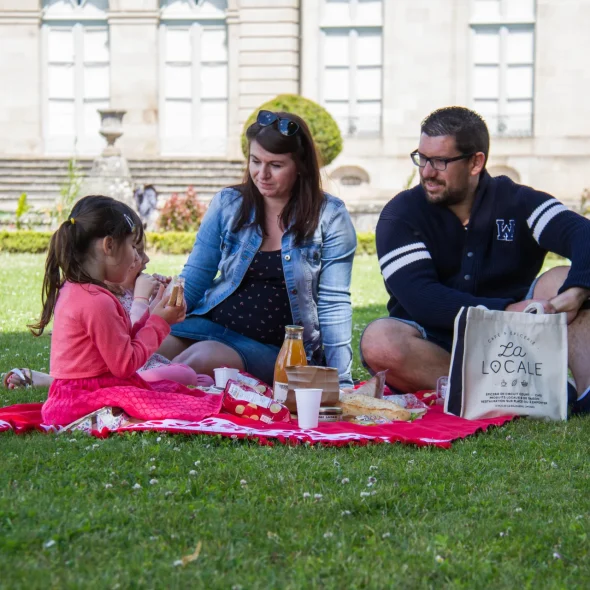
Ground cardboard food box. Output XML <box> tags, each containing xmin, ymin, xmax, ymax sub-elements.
<box><xmin>284</xmin><ymin>366</ymin><xmax>340</xmax><ymax>413</ymax></box>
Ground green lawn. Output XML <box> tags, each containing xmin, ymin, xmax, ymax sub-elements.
<box><xmin>0</xmin><ymin>253</ymin><xmax>588</xmax><ymax>589</ymax></box>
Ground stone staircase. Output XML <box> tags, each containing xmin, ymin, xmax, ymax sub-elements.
<box><xmin>0</xmin><ymin>157</ymin><xmax>246</xmax><ymax>213</ymax></box>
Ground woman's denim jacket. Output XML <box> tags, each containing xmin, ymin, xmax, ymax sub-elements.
<box><xmin>180</xmin><ymin>188</ymin><xmax>357</xmax><ymax>387</ymax></box>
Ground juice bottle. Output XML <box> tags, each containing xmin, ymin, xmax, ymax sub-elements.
<box><xmin>273</xmin><ymin>325</ymin><xmax>307</xmax><ymax>403</ymax></box>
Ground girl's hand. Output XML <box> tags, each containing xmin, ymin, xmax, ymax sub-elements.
<box><xmin>134</xmin><ymin>273</ymin><xmax>160</xmax><ymax>301</ymax></box>
<box><xmin>152</xmin><ymin>295</ymin><xmax>187</xmax><ymax>326</ymax></box>
<box><xmin>152</xmin><ymin>273</ymin><xmax>172</xmax><ymax>285</ymax></box>
<box><xmin>149</xmin><ymin>284</ymin><xmax>165</xmax><ymax>314</ymax></box>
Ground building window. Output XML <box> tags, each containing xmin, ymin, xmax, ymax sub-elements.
<box><xmin>160</xmin><ymin>0</ymin><xmax>228</xmax><ymax>156</ymax></box>
<box><xmin>42</xmin><ymin>1</ymin><xmax>110</xmax><ymax>155</ymax></box>
<box><xmin>471</xmin><ymin>0</ymin><xmax>535</xmax><ymax>137</ymax></box>
<box><xmin>320</xmin><ymin>0</ymin><xmax>383</xmax><ymax>137</ymax></box>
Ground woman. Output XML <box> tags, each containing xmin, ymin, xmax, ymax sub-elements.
<box><xmin>159</xmin><ymin>110</ymin><xmax>356</xmax><ymax>388</ymax></box>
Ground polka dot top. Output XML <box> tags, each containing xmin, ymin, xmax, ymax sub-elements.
<box><xmin>208</xmin><ymin>249</ymin><xmax>293</xmax><ymax>347</ymax></box>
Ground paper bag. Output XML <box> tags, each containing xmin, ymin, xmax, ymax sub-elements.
<box><xmin>445</xmin><ymin>305</ymin><xmax>568</xmax><ymax>421</ymax></box>
<box><xmin>284</xmin><ymin>366</ymin><xmax>340</xmax><ymax>413</ymax></box>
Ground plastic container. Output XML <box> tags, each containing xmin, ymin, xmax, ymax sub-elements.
<box><xmin>214</xmin><ymin>367</ymin><xmax>239</xmax><ymax>389</ymax></box>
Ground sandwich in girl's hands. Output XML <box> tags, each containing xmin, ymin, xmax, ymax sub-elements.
<box><xmin>165</xmin><ymin>276</ymin><xmax>185</xmax><ymax>307</ymax></box>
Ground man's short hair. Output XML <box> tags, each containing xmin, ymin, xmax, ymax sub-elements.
<box><xmin>421</xmin><ymin>106</ymin><xmax>490</xmax><ymax>167</ymax></box>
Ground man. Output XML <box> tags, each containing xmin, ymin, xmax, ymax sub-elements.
<box><xmin>360</xmin><ymin>106</ymin><xmax>590</xmax><ymax>413</ymax></box>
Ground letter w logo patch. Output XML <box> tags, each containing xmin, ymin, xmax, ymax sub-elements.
<box><xmin>496</xmin><ymin>219</ymin><xmax>515</xmax><ymax>242</ymax></box>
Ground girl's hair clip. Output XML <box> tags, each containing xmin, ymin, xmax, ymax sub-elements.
<box><xmin>69</xmin><ymin>217</ymin><xmax>75</xmax><ymax>225</ymax></box>
<box><xmin>123</xmin><ymin>213</ymin><xmax>135</xmax><ymax>231</ymax></box>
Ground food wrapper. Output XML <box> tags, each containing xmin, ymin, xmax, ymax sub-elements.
<box><xmin>236</xmin><ymin>371</ymin><xmax>273</xmax><ymax>397</ymax></box>
<box><xmin>222</xmin><ymin>380</ymin><xmax>291</xmax><ymax>424</ymax></box>
<box><xmin>284</xmin><ymin>366</ymin><xmax>340</xmax><ymax>413</ymax></box>
<box><xmin>164</xmin><ymin>276</ymin><xmax>185</xmax><ymax>307</ymax></box>
<box><xmin>353</xmin><ymin>370</ymin><xmax>387</xmax><ymax>399</ymax></box>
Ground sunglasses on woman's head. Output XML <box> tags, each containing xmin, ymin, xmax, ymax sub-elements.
<box><xmin>256</xmin><ymin>110</ymin><xmax>300</xmax><ymax>136</ymax></box>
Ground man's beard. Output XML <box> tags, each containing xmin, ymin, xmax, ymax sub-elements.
<box><xmin>421</xmin><ymin>178</ymin><xmax>467</xmax><ymax>207</ymax></box>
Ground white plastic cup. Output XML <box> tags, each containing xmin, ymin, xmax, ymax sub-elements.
<box><xmin>294</xmin><ymin>388</ymin><xmax>323</xmax><ymax>429</ymax></box>
<box><xmin>214</xmin><ymin>367</ymin><xmax>239</xmax><ymax>389</ymax></box>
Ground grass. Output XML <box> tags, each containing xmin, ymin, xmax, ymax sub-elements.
<box><xmin>0</xmin><ymin>253</ymin><xmax>588</xmax><ymax>589</ymax></box>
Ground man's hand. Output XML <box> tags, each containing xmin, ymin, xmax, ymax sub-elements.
<box><xmin>505</xmin><ymin>299</ymin><xmax>556</xmax><ymax>314</ymax></box>
<box><xmin>549</xmin><ymin>287</ymin><xmax>590</xmax><ymax>324</ymax></box>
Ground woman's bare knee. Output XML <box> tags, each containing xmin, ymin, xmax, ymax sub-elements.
<box><xmin>174</xmin><ymin>341</ymin><xmax>244</xmax><ymax>375</ymax></box>
<box><xmin>157</xmin><ymin>335</ymin><xmax>191</xmax><ymax>360</ymax></box>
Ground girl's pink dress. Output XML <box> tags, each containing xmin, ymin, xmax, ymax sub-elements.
<box><xmin>42</xmin><ymin>282</ymin><xmax>221</xmax><ymax>426</ymax></box>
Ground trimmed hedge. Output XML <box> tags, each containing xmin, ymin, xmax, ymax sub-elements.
<box><xmin>0</xmin><ymin>229</ymin><xmax>375</xmax><ymax>256</ymax></box>
<box><xmin>241</xmin><ymin>94</ymin><xmax>343</xmax><ymax>166</ymax></box>
<box><xmin>0</xmin><ymin>230</ymin><xmax>567</xmax><ymax>264</ymax></box>
<box><xmin>0</xmin><ymin>231</ymin><xmax>53</xmax><ymax>253</ymax></box>
<box><xmin>146</xmin><ymin>232</ymin><xmax>196</xmax><ymax>254</ymax></box>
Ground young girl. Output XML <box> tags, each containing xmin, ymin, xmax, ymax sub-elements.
<box><xmin>30</xmin><ymin>195</ymin><xmax>222</xmax><ymax>426</ymax></box>
<box><xmin>3</xmin><ymin>238</ymin><xmax>214</xmax><ymax>389</ymax></box>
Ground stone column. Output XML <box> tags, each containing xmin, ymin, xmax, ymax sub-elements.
<box><xmin>0</xmin><ymin>1</ymin><xmax>42</xmax><ymax>155</ymax></box>
<box><xmin>108</xmin><ymin>0</ymin><xmax>160</xmax><ymax>157</ymax></box>
<box><xmin>226</xmin><ymin>0</ymin><xmax>242</xmax><ymax>159</ymax></box>
<box><xmin>236</xmin><ymin>0</ymin><xmax>301</xmax><ymax>128</ymax></box>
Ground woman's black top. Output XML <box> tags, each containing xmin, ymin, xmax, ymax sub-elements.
<box><xmin>208</xmin><ymin>249</ymin><xmax>293</xmax><ymax>347</ymax></box>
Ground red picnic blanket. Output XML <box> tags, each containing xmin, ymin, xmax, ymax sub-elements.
<box><xmin>0</xmin><ymin>401</ymin><xmax>515</xmax><ymax>449</ymax></box>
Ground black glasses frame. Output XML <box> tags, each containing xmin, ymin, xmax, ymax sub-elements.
<box><xmin>410</xmin><ymin>150</ymin><xmax>476</xmax><ymax>171</ymax></box>
<box><xmin>256</xmin><ymin>110</ymin><xmax>300</xmax><ymax>137</ymax></box>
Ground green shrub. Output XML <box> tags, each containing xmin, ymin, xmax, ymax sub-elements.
<box><xmin>356</xmin><ymin>232</ymin><xmax>376</xmax><ymax>256</ymax></box>
<box><xmin>0</xmin><ymin>231</ymin><xmax>52</xmax><ymax>253</ymax></box>
<box><xmin>146</xmin><ymin>232</ymin><xmax>196</xmax><ymax>255</ymax></box>
<box><xmin>15</xmin><ymin>193</ymin><xmax>31</xmax><ymax>230</ymax></box>
<box><xmin>157</xmin><ymin>186</ymin><xmax>205</xmax><ymax>233</ymax></box>
<box><xmin>241</xmin><ymin>94</ymin><xmax>343</xmax><ymax>166</ymax></box>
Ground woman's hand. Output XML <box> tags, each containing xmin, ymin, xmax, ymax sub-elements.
<box><xmin>151</xmin><ymin>294</ymin><xmax>187</xmax><ymax>326</ymax></box>
<box><xmin>134</xmin><ymin>273</ymin><xmax>160</xmax><ymax>301</ymax></box>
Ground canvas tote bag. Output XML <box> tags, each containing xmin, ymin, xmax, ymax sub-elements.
<box><xmin>445</xmin><ymin>304</ymin><xmax>568</xmax><ymax>421</ymax></box>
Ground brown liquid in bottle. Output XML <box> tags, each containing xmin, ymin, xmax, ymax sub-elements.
<box><xmin>273</xmin><ymin>325</ymin><xmax>307</xmax><ymax>403</ymax></box>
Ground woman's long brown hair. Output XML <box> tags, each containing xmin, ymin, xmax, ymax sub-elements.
<box><xmin>28</xmin><ymin>195</ymin><xmax>143</xmax><ymax>336</ymax></box>
<box><xmin>232</xmin><ymin>112</ymin><xmax>324</xmax><ymax>244</ymax></box>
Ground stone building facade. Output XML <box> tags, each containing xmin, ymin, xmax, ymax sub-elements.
<box><xmin>0</xmin><ymin>0</ymin><xmax>589</xmax><ymax>222</ymax></box>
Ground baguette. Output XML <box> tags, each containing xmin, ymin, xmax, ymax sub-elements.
<box><xmin>337</xmin><ymin>393</ymin><xmax>412</xmax><ymax>422</ymax></box>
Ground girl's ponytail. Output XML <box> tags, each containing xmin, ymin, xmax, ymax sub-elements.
<box><xmin>28</xmin><ymin>196</ymin><xmax>142</xmax><ymax>337</ymax></box>
<box><xmin>28</xmin><ymin>222</ymin><xmax>70</xmax><ymax>336</ymax></box>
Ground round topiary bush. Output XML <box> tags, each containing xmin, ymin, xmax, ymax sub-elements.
<box><xmin>241</xmin><ymin>94</ymin><xmax>343</xmax><ymax>166</ymax></box>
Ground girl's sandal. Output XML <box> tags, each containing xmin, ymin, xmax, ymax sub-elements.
<box><xmin>1</xmin><ymin>368</ymin><xmax>33</xmax><ymax>389</ymax></box>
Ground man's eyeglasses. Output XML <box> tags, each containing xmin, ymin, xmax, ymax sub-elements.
<box><xmin>410</xmin><ymin>150</ymin><xmax>475</xmax><ymax>171</ymax></box>
<box><xmin>257</xmin><ymin>110</ymin><xmax>300</xmax><ymax>136</ymax></box>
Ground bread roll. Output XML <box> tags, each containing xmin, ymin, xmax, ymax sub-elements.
<box><xmin>337</xmin><ymin>394</ymin><xmax>411</xmax><ymax>422</ymax></box>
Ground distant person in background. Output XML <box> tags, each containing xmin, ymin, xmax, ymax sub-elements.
<box><xmin>134</xmin><ymin>184</ymin><xmax>158</xmax><ymax>229</ymax></box>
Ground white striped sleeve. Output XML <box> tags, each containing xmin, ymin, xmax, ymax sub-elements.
<box><xmin>527</xmin><ymin>198</ymin><xmax>568</xmax><ymax>243</ymax></box>
<box><xmin>379</xmin><ymin>241</ymin><xmax>431</xmax><ymax>280</ymax></box>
